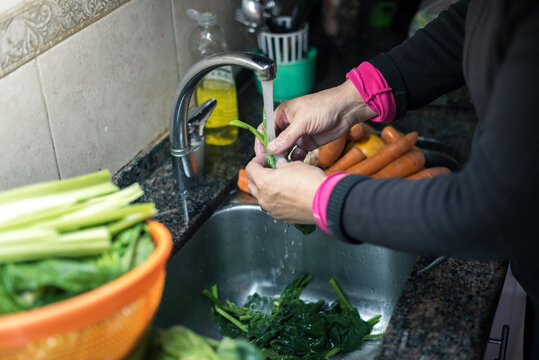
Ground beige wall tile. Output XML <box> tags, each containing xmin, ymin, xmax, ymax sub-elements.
<box><xmin>0</xmin><ymin>60</ymin><xmax>59</xmax><ymax>191</ymax></box>
<box><xmin>171</xmin><ymin>0</ymin><xmax>251</xmax><ymax>76</ymax></box>
<box><xmin>38</xmin><ymin>0</ymin><xmax>178</xmax><ymax>179</ymax></box>
<box><xmin>0</xmin><ymin>0</ymin><xmax>25</xmax><ymax>14</ymax></box>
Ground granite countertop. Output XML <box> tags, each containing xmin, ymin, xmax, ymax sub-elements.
<box><xmin>113</xmin><ymin>40</ymin><xmax>506</xmax><ymax>359</ymax></box>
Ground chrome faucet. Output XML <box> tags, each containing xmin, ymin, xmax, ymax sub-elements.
<box><xmin>169</xmin><ymin>52</ymin><xmax>276</xmax><ymax>191</ymax></box>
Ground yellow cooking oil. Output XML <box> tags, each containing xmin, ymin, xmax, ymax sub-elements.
<box><xmin>195</xmin><ymin>67</ymin><xmax>238</xmax><ymax>145</ymax></box>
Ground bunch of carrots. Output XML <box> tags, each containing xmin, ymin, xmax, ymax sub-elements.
<box><xmin>237</xmin><ymin>124</ymin><xmax>451</xmax><ymax>194</ymax></box>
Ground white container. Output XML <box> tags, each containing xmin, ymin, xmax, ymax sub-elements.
<box><xmin>257</xmin><ymin>17</ymin><xmax>309</xmax><ymax>64</ymax></box>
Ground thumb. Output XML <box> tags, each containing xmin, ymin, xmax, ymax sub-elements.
<box><xmin>267</xmin><ymin>122</ymin><xmax>304</xmax><ymax>155</ymax></box>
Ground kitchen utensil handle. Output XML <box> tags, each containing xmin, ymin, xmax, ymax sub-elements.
<box><xmin>415</xmin><ymin>256</ymin><xmax>448</xmax><ymax>275</ymax></box>
<box><xmin>488</xmin><ymin>324</ymin><xmax>509</xmax><ymax>360</ymax></box>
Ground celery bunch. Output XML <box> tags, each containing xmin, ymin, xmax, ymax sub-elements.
<box><xmin>0</xmin><ymin>170</ymin><xmax>157</xmax><ymax>314</ymax></box>
<box><xmin>0</xmin><ymin>169</ymin><xmax>156</xmax><ymax>263</ymax></box>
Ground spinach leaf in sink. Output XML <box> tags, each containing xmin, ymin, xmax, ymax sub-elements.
<box><xmin>203</xmin><ymin>273</ymin><xmax>383</xmax><ymax>359</ymax></box>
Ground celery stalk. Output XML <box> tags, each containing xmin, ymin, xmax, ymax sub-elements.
<box><xmin>58</xmin><ymin>227</ymin><xmax>111</xmax><ymax>244</ymax></box>
<box><xmin>26</xmin><ymin>184</ymin><xmax>145</xmax><ymax>232</ymax></box>
<box><xmin>0</xmin><ymin>169</ymin><xmax>157</xmax><ymax>264</ymax></box>
<box><xmin>0</xmin><ymin>169</ymin><xmax>112</xmax><ymax>205</ymax></box>
<box><xmin>0</xmin><ymin>228</ymin><xmax>110</xmax><ymax>263</ymax></box>
<box><xmin>47</xmin><ymin>204</ymin><xmax>154</xmax><ymax>233</ymax></box>
<box><xmin>107</xmin><ymin>204</ymin><xmax>157</xmax><ymax>235</ymax></box>
<box><xmin>0</xmin><ymin>228</ymin><xmax>59</xmax><ymax>246</ymax></box>
<box><xmin>0</xmin><ymin>182</ymin><xmax>119</xmax><ymax>226</ymax></box>
<box><xmin>0</xmin><ymin>241</ymin><xmax>111</xmax><ymax>263</ymax></box>
<box><xmin>0</xmin><ymin>203</ymin><xmax>82</xmax><ymax>231</ymax></box>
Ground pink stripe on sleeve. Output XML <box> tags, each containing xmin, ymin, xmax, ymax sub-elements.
<box><xmin>346</xmin><ymin>62</ymin><xmax>396</xmax><ymax>123</ymax></box>
<box><xmin>312</xmin><ymin>172</ymin><xmax>349</xmax><ymax>235</ymax></box>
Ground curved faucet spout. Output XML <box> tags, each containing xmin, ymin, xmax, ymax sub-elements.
<box><xmin>169</xmin><ymin>51</ymin><xmax>276</xmax><ymax>190</ymax></box>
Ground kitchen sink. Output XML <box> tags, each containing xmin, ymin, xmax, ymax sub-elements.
<box><xmin>153</xmin><ymin>193</ymin><xmax>418</xmax><ymax>359</ymax></box>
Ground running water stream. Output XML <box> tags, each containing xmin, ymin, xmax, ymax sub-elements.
<box><xmin>261</xmin><ymin>80</ymin><xmax>276</xmax><ymax>143</ymax></box>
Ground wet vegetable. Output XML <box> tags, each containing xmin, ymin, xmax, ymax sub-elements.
<box><xmin>204</xmin><ymin>273</ymin><xmax>383</xmax><ymax>359</ymax></box>
<box><xmin>229</xmin><ymin>113</ymin><xmax>315</xmax><ymax>236</ymax></box>
<box><xmin>146</xmin><ymin>325</ymin><xmax>265</xmax><ymax>360</ymax></box>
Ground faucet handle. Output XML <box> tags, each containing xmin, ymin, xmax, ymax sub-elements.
<box><xmin>188</xmin><ymin>98</ymin><xmax>217</xmax><ymax>139</ymax></box>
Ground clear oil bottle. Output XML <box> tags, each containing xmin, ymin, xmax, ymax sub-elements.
<box><xmin>187</xmin><ymin>9</ymin><xmax>238</xmax><ymax>145</ymax></box>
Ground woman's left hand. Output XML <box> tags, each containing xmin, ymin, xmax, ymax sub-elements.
<box><xmin>245</xmin><ymin>156</ymin><xmax>327</xmax><ymax>224</ymax></box>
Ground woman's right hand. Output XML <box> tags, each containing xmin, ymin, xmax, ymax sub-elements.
<box><xmin>262</xmin><ymin>79</ymin><xmax>377</xmax><ymax>160</ymax></box>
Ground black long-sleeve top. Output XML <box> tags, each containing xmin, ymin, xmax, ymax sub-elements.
<box><xmin>326</xmin><ymin>0</ymin><xmax>539</xmax><ymax>357</ymax></box>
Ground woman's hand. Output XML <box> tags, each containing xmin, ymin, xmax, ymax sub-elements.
<box><xmin>245</xmin><ymin>157</ymin><xmax>327</xmax><ymax>224</ymax></box>
<box><xmin>258</xmin><ymin>79</ymin><xmax>377</xmax><ymax>160</ymax></box>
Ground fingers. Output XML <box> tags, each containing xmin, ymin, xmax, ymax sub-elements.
<box><xmin>254</xmin><ymin>136</ymin><xmax>266</xmax><ymax>157</ymax></box>
<box><xmin>267</xmin><ymin>121</ymin><xmax>304</xmax><ymax>155</ymax></box>
<box><xmin>245</xmin><ymin>157</ymin><xmax>273</xmax><ymax>185</ymax></box>
<box><xmin>275</xmin><ymin>157</ymin><xmax>288</xmax><ymax>168</ymax></box>
<box><xmin>253</xmin><ymin>154</ymin><xmax>267</xmax><ymax>166</ymax></box>
<box><xmin>273</xmin><ymin>102</ymin><xmax>292</xmax><ymax>130</ymax></box>
<box><xmin>247</xmin><ymin>181</ymin><xmax>259</xmax><ymax>198</ymax></box>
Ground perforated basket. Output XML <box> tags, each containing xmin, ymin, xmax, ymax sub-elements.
<box><xmin>0</xmin><ymin>220</ymin><xmax>172</xmax><ymax>360</ymax></box>
<box><xmin>257</xmin><ymin>17</ymin><xmax>309</xmax><ymax>64</ymax></box>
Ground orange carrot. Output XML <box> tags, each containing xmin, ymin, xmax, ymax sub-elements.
<box><xmin>237</xmin><ymin>169</ymin><xmax>250</xmax><ymax>193</ymax></box>
<box><xmin>325</xmin><ymin>147</ymin><xmax>366</xmax><ymax>175</ymax></box>
<box><xmin>345</xmin><ymin>132</ymin><xmax>418</xmax><ymax>175</ymax></box>
<box><xmin>371</xmin><ymin>150</ymin><xmax>426</xmax><ymax>178</ymax></box>
<box><xmin>349</xmin><ymin>123</ymin><xmax>366</xmax><ymax>141</ymax></box>
<box><xmin>381</xmin><ymin>125</ymin><xmax>401</xmax><ymax>144</ymax></box>
<box><xmin>405</xmin><ymin>167</ymin><xmax>452</xmax><ymax>180</ymax></box>
<box><xmin>318</xmin><ymin>134</ymin><xmax>347</xmax><ymax>168</ymax></box>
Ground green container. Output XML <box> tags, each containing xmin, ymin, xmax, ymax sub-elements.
<box><xmin>255</xmin><ymin>47</ymin><xmax>317</xmax><ymax>102</ymax></box>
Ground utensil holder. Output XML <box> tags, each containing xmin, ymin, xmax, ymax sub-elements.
<box><xmin>255</xmin><ymin>47</ymin><xmax>317</xmax><ymax>102</ymax></box>
<box><xmin>257</xmin><ymin>17</ymin><xmax>308</xmax><ymax>64</ymax></box>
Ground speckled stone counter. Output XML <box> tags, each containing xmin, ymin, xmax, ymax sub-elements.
<box><xmin>113</xmin><ymin>57</ymin><xmax>506</xmax><ymax>359</ymax></box>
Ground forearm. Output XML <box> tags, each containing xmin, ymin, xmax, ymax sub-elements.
<box><xmin>369</xmin><ymin>0</ymin><xmax>469</xmax><ymax>116</ymax></box>
<box><xmin>325</xmin><ymin>6</ymin><xmax>539</xmax><ymax>260</ymax></box>
<box><xmin>332</xmin><ymin>80</ymin><xmax>378</xmax><ymax>125</ymax></box>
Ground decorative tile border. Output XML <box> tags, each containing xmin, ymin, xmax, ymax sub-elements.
<box><xmin>0</xmin><ymin>0</ymin><xmax>131</xmax><ymax>79</ymax></box>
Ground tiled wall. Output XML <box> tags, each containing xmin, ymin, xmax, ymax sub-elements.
<box><xmin>0</xmin><ymin>0</ymin><xmax>246</xmax><ymax>191</ymax></box>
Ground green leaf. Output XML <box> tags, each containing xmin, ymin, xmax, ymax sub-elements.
<box><xmin>205</xmin><ymin>273</ymin><xmax>382</xmax><ymax>359</ymax></box>
<box><xmin>0</xmin><ymin>225</ymin><xmax>154</xmax><ymax>315</ymax></box>
<box><xmin>293</xmin><ymin>224</ymin><xmax>316</xmax><ymax>236</ymax></box>
<box><xmin>229</xmin><ymin>120</ymin><xmax>265</xmax><ymax>145</ymax></box>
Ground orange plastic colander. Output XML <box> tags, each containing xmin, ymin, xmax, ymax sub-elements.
<box><xmin>0</xmin><ymin>220</ymin><xmax>173</xmax><ymax>360</ymax></box>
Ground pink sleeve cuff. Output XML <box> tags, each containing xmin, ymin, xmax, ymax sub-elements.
<box><xmin>346</xmin><ymin>62</ymin><xmax>396</xmax><ymax>123</ymax></box>
<box><xmin>312</xmin><ymin>172</ymin><xmax>349</xmax><ymax>235</ymax></box>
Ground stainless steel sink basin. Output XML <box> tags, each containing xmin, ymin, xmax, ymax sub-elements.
<box><xmin>154</xmin><ymin>192</ymin><xmax>417</xmax><ymax>359</ymax></box>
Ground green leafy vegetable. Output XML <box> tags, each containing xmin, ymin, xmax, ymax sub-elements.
<box><xmin>0</xmin><ymin>223</ymin><xmax>154</xmax><ymax>314</ymax></box>
<box><xmin>145</xmin><ymin>325</ymin><xmax>265</xmax><ymax>360</ymax></box>
<box><xmin>204</xmin><ymin>273</ymin><xmax>382</xmax><ymax>359</ymax></box>
<box><xmin>229</xmin><ymin>114</ymin><xmax>315</xmax><ymax>236</ymax></box>
<box><xmin>0</xmin><ymin>170</ymin><xmax>157</xmax><ymax>314</ymax></box>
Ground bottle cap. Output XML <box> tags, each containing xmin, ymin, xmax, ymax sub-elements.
<box><xmin>187</xmin><ymin>8</ymin><xmax>217</xmax><ymax>27</ymax></box>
